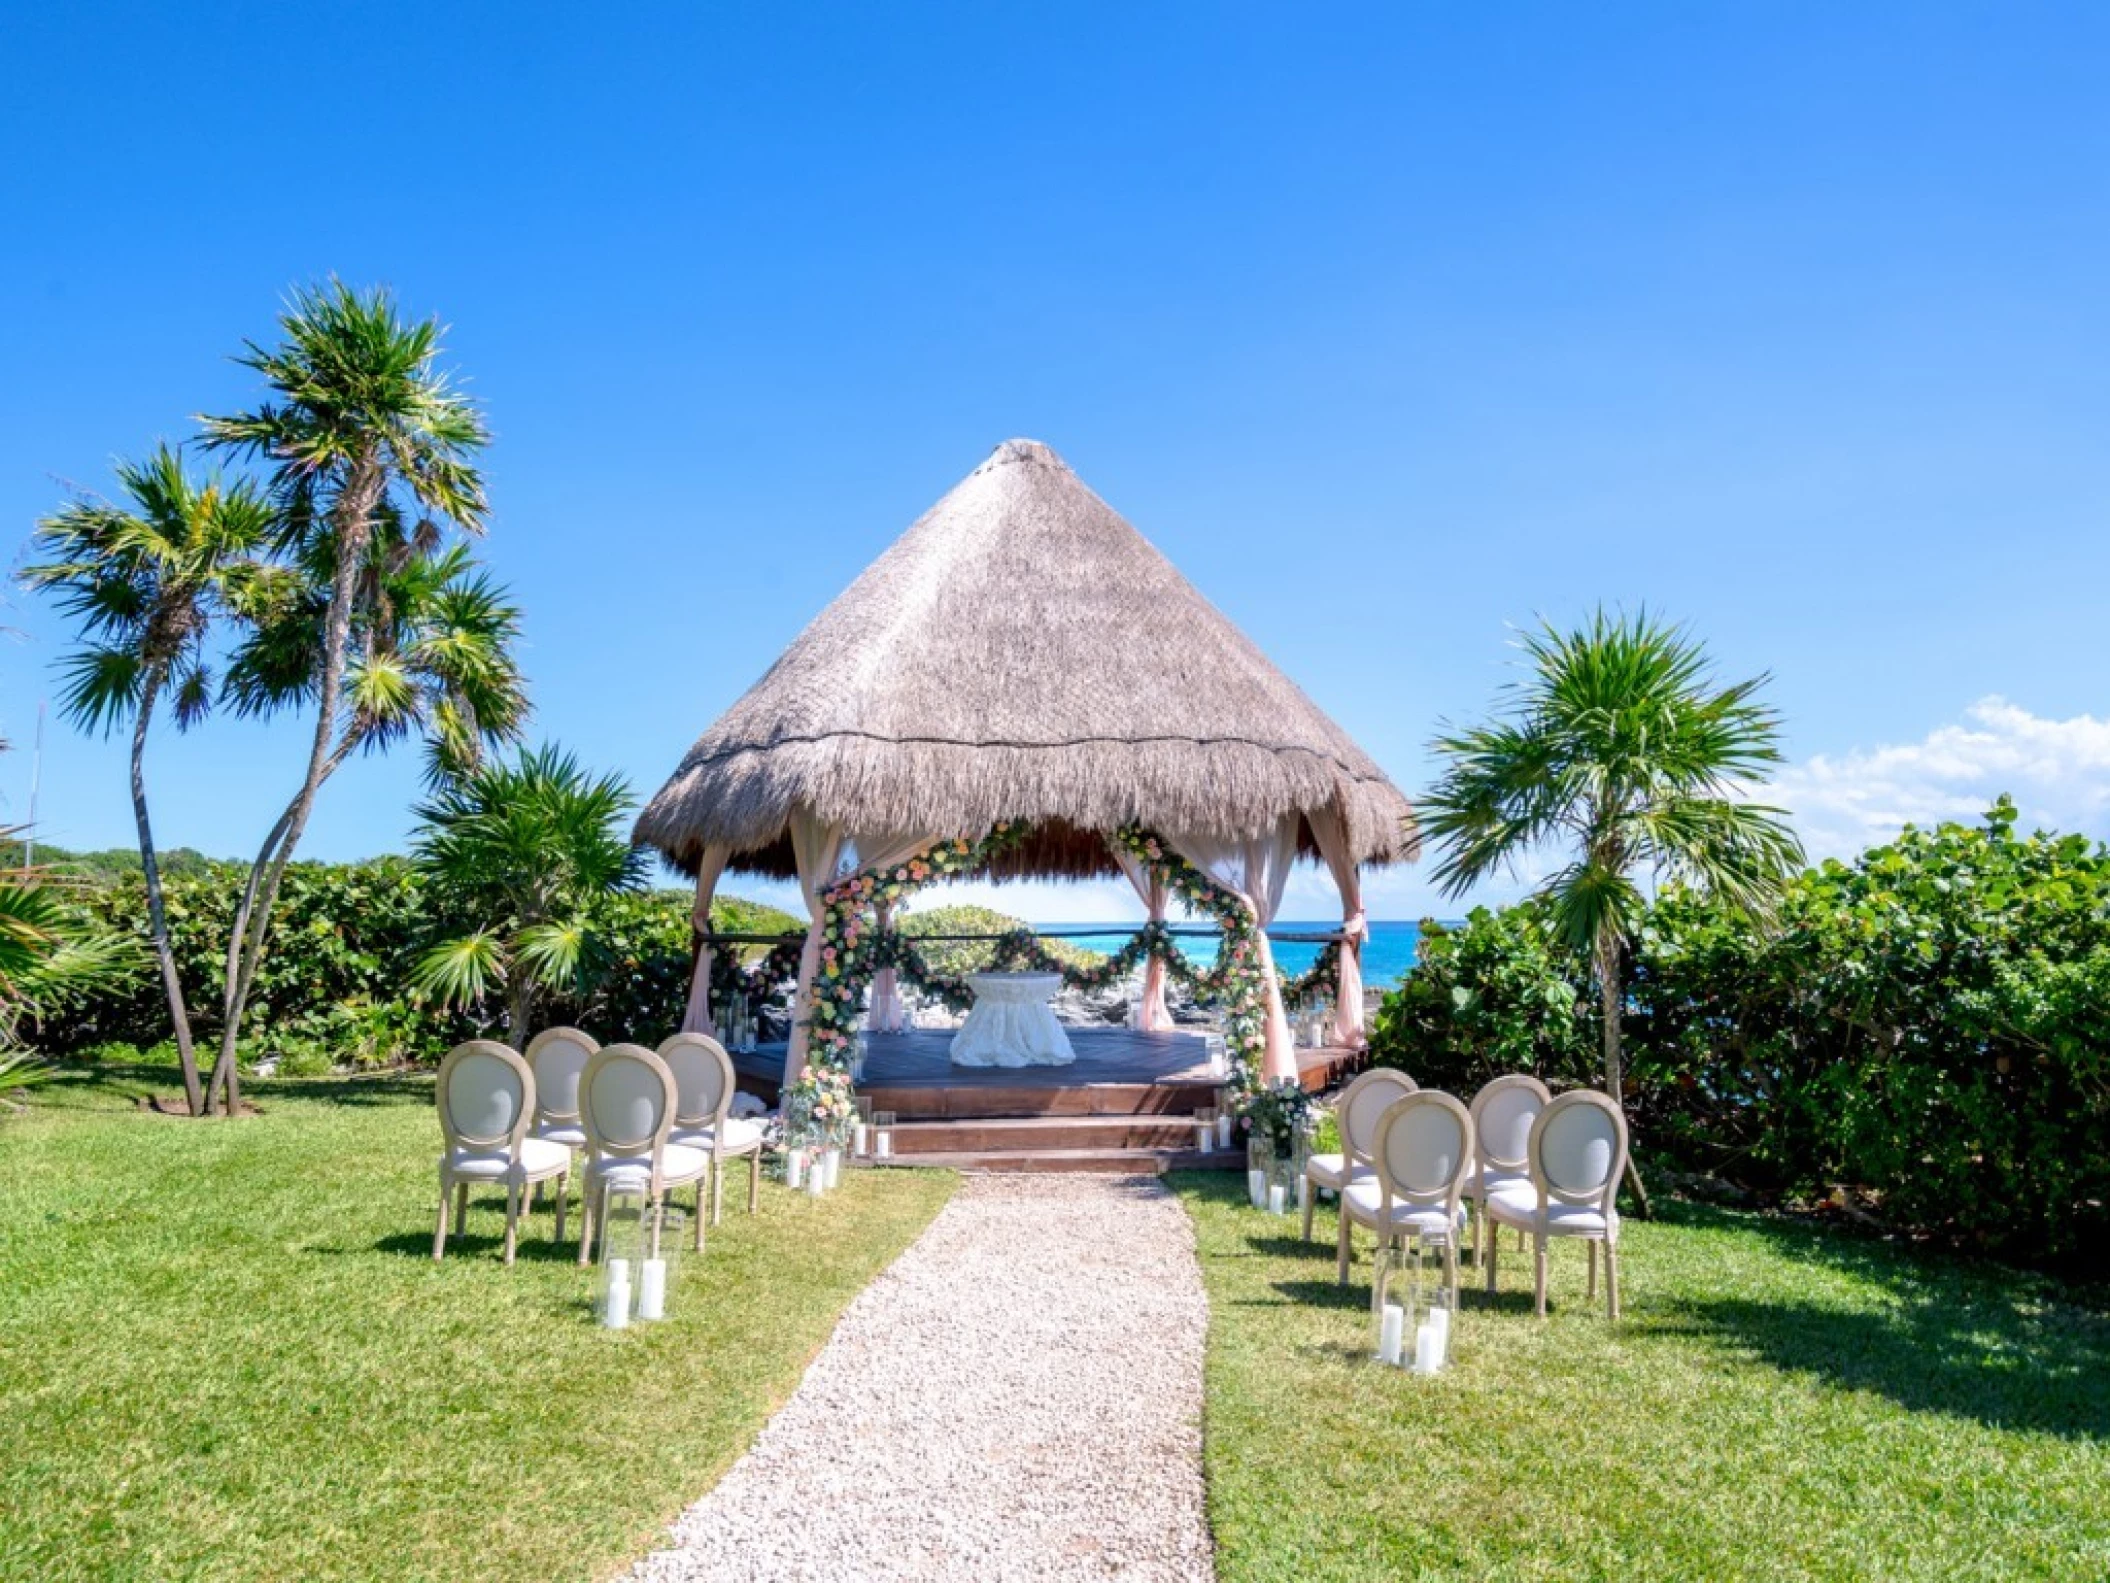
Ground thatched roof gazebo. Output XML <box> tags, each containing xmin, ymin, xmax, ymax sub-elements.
<box><xmin>637</xmin><ymin>438</ymin><xmax>1415</xmax><ymax>1088</ymax></box>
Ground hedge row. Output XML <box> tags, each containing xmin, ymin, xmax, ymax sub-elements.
<box><xmin>43</xmin><ymin>860</ymin><xmax>800</xmax><ymax>1071</ymax></box>
<box><xmin>1370</xmin><ymin>800</ymin><xmax>2110</xmax><ymax>1268</ymax></box>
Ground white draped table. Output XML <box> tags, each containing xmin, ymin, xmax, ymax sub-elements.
<box><xmin>949</xmin><ymin>972</ymin><xmax>1076</xmax><ymax>1067</ymax></box>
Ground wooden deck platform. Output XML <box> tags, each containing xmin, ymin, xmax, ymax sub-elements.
<box><xmin>730</xmin><ymin>1028</ymin><xmax>1363</xmax><ymax>1173</ymax></box>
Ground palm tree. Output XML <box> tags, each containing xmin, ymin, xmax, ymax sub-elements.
<box><xmin>199</xmin><ymin>280</ymin><xmax>492</xmax><ymax>1114</ymax></box>
<box><xmin>409</xmin><ymin>746</ymin><xmax>646</xmax><ymax>1044</ymax></box>
<box><xmin>0</xmin><ymin>823</ymin><xmax>137</xmax><ymax>1070</ymax></box>
<box><xmin>209</xmin><ymin>532</ymin><xmax>528</xmax><ymax>1111</ymax></box>
<box><xmin>23</xmin><ymin>449</ymin><xmax>276</xmax><ymax>1113</ymax></box>
<box><xmin>1422</xmin><ymin>610</ymin><xmax>1804</xmax><ymax>1212</ymax></box>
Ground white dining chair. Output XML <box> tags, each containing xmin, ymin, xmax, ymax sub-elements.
<box><xmin>658</xmin><ymin>1033</ymin><xmax>765</xmax><ymax>1224</ymax></box>
<box><xmin>575</xmin><ymin>1043</ymin><xmax>711</xmax><ymax>1265</ymax></box>
<box><xmin>1306</xmin><ymin>1067</ymin><xmax>1417</xmax><ymax>1250</ymax></box>
<box><xmin>1465</xmin><ymin>1073</ymin><xmax>1551</xmax><ymax>1267</ymax></box>
<box><xmin>1484</xmin><ymin>1089</ymin><xmax>1629</xmax><ymax>1319</ymax></box>
<box><xmin>433</xmin><ymin>1040</ymin><xmax>572</xmax><ymax>1264</ymax></box>
<box><xmin>1339</xmin><ymin>1089</ymin><xmax>1474</xmax><ymax>1311</ymax></box>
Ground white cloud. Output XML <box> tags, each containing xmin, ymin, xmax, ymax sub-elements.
<box><xmin>1765</xmin><ymin>696</ymin><xmax>2110</xmax><ymax>861</ymax></box>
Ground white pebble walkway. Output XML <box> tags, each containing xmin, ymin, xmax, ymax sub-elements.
<box><xmin>626</xmin><ymin>1174</ymin><xmax>1216</xmax><ymax>1583</ymax></box>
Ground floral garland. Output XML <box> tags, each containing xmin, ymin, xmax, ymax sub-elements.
<box><xmin>1276</xmin><ymin>937</ymin><xmax>1344</xmax><ymax>1005</ymax></box>
<box><xmin>875</xmin><ymin>920</ymin><xmax>1183</xmax><ymax>1014</ymax></box>
<box><xmin>1109</xmin><ymin>826</ymin><xmax>1270</xmax><ymax>1100</ymax></box>
<box><xmin>786</xmin><ymin>826</ymin><xmax>1029</xmax><ymax>1108</ymax></box>
<box><xmin>782</xmin><ymin>822</ymin><xmax>1277</xmax><ymax>1112</ymax></box>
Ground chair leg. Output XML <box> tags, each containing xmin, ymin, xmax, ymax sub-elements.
<box><xmin>748</xmin><ymin>1151</ymin><xmax>760</xmax><ymax>1213</ymax></box>
<box><xmin>455</xmin><ymin>1180</ymin><xmax>469</xmax><ymax>1239</ymax></box>
<box><xmin>503</xmin><ymin>1182</ymin><xmax>520</xmax><ymax>1266</ymax></box>
<box><xmin>1445</xmin><ymin>1238</ymin><xmax>1459</xmax><ymax>1312</ymax></box>
<box><xmin>554</xmin><ymin>1173</ymin><xmax>568</xmax><ymax>1244</ymax></box>
<box><xmin>1300</xmin><ymin>1176</ymin><xmax>1315</xmax><ymax>1243</ymax></box>
<box><xmin>713</xmin><ymin>1158</ymin><xmax>725</xmax><ymax>1226</ymax></box>
<box><xmin>1606</xmin><ymin>1239</ymin><xmax>1621</xmax><ymax>1321</ymax></box>
<box><xmin>1371</xmin><ymin>1233</ymin><xmax>1392</xmax><ymax>1318</ymax></box>
<box><xmin>695</xmin><ymin>1183</ymin><xmax>708</xmax><ymax>1251</ymax></box>
<box><xmin>1471</xmin><ymin>1191</ymin><xmax>1482</xmax><ymax>1269</ymax></box>
<box><xmin>1534</xmin><ymin>1232</ymin><xmax>1549</xmax><ymax>1318</ymax></box>
<box><xmin>1588</xmin><ymin>1239</ymin><xmax>1598</xmax><ymax>1300</ymax></box>
<box><xmin>433</xmin><ymin>1177</ymin><xmax>450</xmax><ymax>1262</ymax></box>
<box><xmin>1335</xmin><ymin>1199</ymin><xmax>1353</xmax><ymax>1286</ymax></box>
<box><xmin>577</xmin><ymin>1181</ymin><xmax>597</xmax><ymax>1267</ymax></box>
<box><xmin>1486</xmin><ymin>1220</ymin><xmax>1499</xmax><ymax>1294</ymax></box>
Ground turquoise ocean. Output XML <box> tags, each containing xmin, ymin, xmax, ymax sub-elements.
<box><xmin>1038</xmin><ymin>920</ymin><xmax>1441</xmax><ymax>991</ymax></box>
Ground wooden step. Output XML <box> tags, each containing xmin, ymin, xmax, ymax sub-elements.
<box><xmin>866</xmin><ymin>1146</ymin><xmax>1246</xmax><ymax>1175</ymax></box>
<box><xmin>882</xmin><ymin>1115</ymin><xmax>1214</xmax><ymax>1155</ymax></box>
<box><xmin>856</xmin><ymin>1079</ymin><xmax>1224</xmax><ymax>1120</ymax></box>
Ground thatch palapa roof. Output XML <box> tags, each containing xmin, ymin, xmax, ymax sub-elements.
<box><xmin>637</xmin><ymin>439</ymin><xmax>1416</xmax><ymax>881</ymax></box>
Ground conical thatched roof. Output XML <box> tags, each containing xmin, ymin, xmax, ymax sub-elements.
<box><xmin>637</xmin><ymin>439</ymin><xmax>1416</xmax><ymax>880</ymax></box>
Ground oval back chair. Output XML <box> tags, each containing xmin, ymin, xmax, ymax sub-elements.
<box><xmin>1339</xmin><ymin>1089</ymin><xmax>1473</xmax><ymax>1309</ymax></box>
<box><xmin>1307</xmin><ymin>1067</ymin><xmax>1416</xmax><ymax>1248</ymax></box>
<box><xmin>1466</xmin><ymin>1073</ymin><xmax>1551</xmax><ymax>1265</ymax></box>
<box><xmin>658</xmin><ymin>1033</ymin><xmax>765</xmax><ymax>1224</ymax></box>
<box><xmin>576</xmin><ymin>1044</ymin><xmax>709</xmax><ymax>1263</ymax></box>
<box><xmin>433</xmin><ymin>1040</ymin><xmax>570</xmax><ymax>1264</ymax></box>
<box><xmin>525</xmin><ymin>1027</ymin><xmax>599</xmax><ymax>1150</ymax></box>
<box><xmin>1485</xmin><ymin>1089</ymin><xmax>1630</xmax><ymax>1319</ymax></box>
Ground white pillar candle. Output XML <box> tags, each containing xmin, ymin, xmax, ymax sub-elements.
<box><xmin>1413</xmin><ymin>1323</ymin><xmax>1438</xmax><ymax>1375</ymax></box>
<box><xmin>1379</xmin><ymin>1302</ymin><xmax>1405</xmax><ymax>1365</ymax></box>
<box><xmin>1216</xmin><ymin>1115</ymin><xmax>1232</xmax><ymax>1150</ymax></box>
<box><xmin>1267</xmin><ymin>1181</ymin><xmax>1286</xmax><ymax>1216</ymax></box>
<box><xmin>1247</xmin><ymin>1168</ymin><xmax>1266</xmax><ymax>1209</ymax></box>
<box><xmin>853</xmin><ymin>1122</ymin><xmax>869</xmax><ymax>1156</ymax></box>
<box><xmin>785</xmin><ymin>1150</ymin><xmax>806</xmax><ymax>1188</ymax></box>
<box><xmin>806</xmin><ymin>1161</ymin><xmax>825</xmax><ymax>1198</ymax></box>
<box><xmin>822</xmin><ymin>1147</ymin><xmax>842</xmax><ymax>1189</ymax></box>
<box><xmin>1428</xmin><ymin>1305</ymin><xmax>1451</xmax><ymax>1368</ymax></box>
<box><xmin>637</xmin><ymin>1258</ymin><xmax>667</xmax><ymax>1321</ymax></box>
<box><xmin>603</xmin><ymin>1259</ymin><xmax>632</xmax><ymax>1330</ymax></box>
<box><xmin>875</xmin><ymin>1130</ymin><xmax>892</xmax><ymax>1159</ymax></box>
<box><xmin>1194</xmin><ymin>1117</ymin><xmax>1213</xmax><ymax>1150</ymax></box>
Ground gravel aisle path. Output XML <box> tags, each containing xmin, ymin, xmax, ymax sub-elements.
<box><xmin>627</xmin><ymin>1174</ymin><xmax>1215</xmax><ymax>1583</ymax></box>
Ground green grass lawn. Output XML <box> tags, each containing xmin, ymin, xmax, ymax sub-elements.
<box><xmin>1173</xmin><ymin>1174</ymin><xmax>2110</xmax><ymax>1583</ymax></box>
<box><xmin>0</xmin><ymin>1057</ymin><xmax>954</xmax><ymax>1583</ymax></box>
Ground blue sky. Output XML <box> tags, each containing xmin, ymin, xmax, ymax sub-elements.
<box><xmin>6</xmin><ymin>4</ymin><xmax>2108</xmax><ymax>923</ymax></box>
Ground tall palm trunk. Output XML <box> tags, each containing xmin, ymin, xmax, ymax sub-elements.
<box><xmin>1597</xmin><ymin>931</ymin><xmax>1653</xmax><ymax>1218</ymax></box>
<box><xmin>130</xmin><ymin>669</ymin><xmax>202</xmax><ymax>1115</ymax></box>
<box><xmin>208</xmin><ymin>458</ymin><xmax>382</xmax><ymax>1115</ymax></box>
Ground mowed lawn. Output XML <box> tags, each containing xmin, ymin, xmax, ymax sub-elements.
<box><xmin>1173</xmin><ymin>1174</ymin><xmax>2110</xmax><ymax>1583</ymax></box>
<box><xmin>0</xmin><ymin>1059</ymin><xmax>954</xmax><ymax>1583</ymax></box>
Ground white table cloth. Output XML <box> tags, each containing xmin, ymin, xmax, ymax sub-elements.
<box><xmin>950</xmin><ymin>972</ymin><xmax>1075</xmax><ymax>1067</ymax></box>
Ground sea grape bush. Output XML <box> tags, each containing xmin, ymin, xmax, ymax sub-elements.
<box><xmin>1370</xmin><ymin>800</ymin><xmax>2110</xmax><ymax>1268</ymax></box>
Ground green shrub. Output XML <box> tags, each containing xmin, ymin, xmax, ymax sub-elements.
<box><xmin>1375</xmin><ymin>802</ymin><xmax>2110</xmax><ymax>1269</ymax></box>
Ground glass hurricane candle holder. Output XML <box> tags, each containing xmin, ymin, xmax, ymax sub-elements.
<box><xmin>872</xmin><ymin>1110</ymin><xmax>897</xmax><ymax>1162</ymax></box>
<box><xmin>596</xmin><ymin>1185</ymin><xmax>660</xmax><ymax>1329</ymax></box>
<box><xmin>1245</xmin><ymin>1130</ymin><xmax>1274</xmax><ymax>1210</ymax></box>
<box><xmin>1369</xmin><ymin>1237</ymin><xmax>1424</xmax><ymax>1365</ymax></box>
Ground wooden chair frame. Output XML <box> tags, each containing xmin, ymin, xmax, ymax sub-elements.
<box><xmin>433</xmin><ymin>1040</ymin><xmax>570</xmax><ymax>1265</ymax></box>
<box><xmin>1309</xmin><ymin>1067</ymin><xmax>1417</xmax><ymax>1257</ymax></box>
<box><xmin>575</xmin><ymin>1044</ymin><xmax>709</xmax><ymax>1265</ymax></box>
<box><xmin>1466</xmin><ymin>1073</ymin><xmax>1552</xmax><ymax>1268</ymax></box>
<box><xmin>1341</xmin><ymin>1089</ymin><xmax>1474</xmax><ymax>1312</ymax></box>
<box><xmin>1485</xmin><ymin>1089</ymin><xmax>1628</xmax><ymax>1319</ymax></box>
<box><xmin>658</xmin><ymin>1033</ymin><xmax>763</xmax><ymax>1225</ymax></box>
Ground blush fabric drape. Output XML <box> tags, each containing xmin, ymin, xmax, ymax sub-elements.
<box><xmin>1109</xmin><ymin>845</ymin><xmax>1173</xmax><ymax>1031</ymax></box>
<box><xmin>1306</xmin><ymin>804</ymin><xmax>1369</xmax><ymax>1048</ymax></box>
<box><xmin>1168</xmin><ymin>818</ymin><xmax>1301</xmax><ymax>1083</ymax></box>
<box><xmin>678</xmin><ymin>844</ymin><xmax>732</xmax><ymax>1036</ymax></box>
